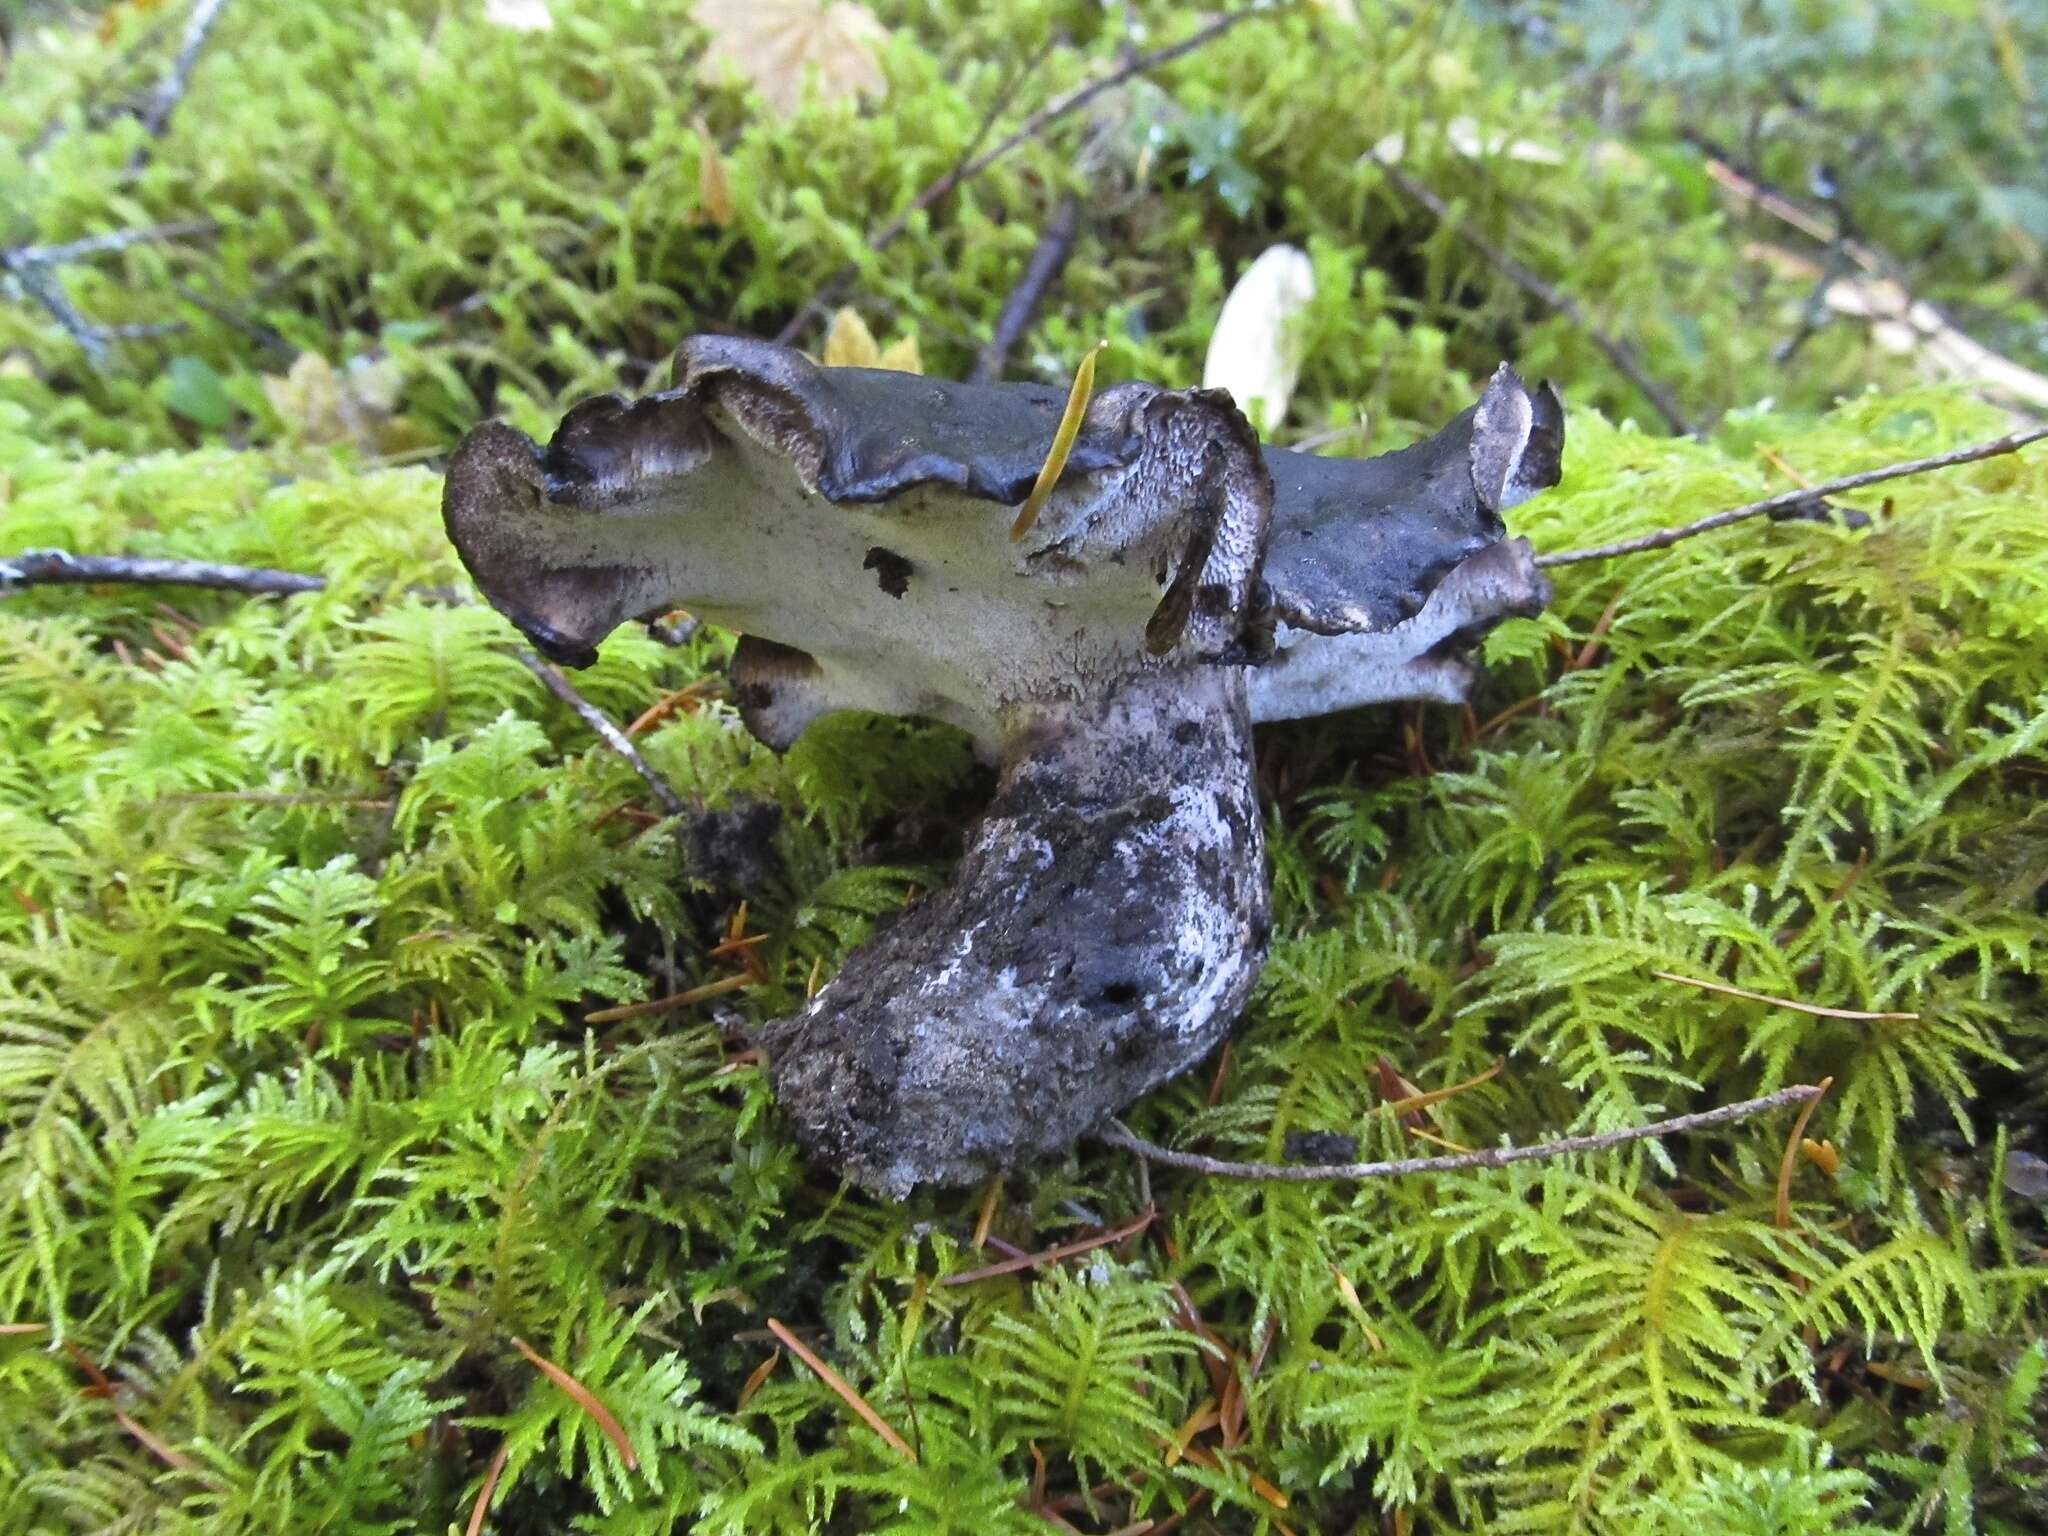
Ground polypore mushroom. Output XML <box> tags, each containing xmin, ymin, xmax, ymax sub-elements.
<box><xmin>443</xmin><ymin>336</ymin><xmax>1560</xmax><ymax>1197</ymax></box>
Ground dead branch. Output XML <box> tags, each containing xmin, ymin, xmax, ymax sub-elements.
<box><xmin>135</xmin><ymin>0</ymin><xmax>232</xmax><ymax>147</ymax></box>
<box><xmin>1097</xmin><ymin>1083</ymin><xmax>1825</xmax><ymax>1181</ymax></box>
<box><xmin>775</xmin><ymin>5</ymin><xmax>1281</xmax><ymax>346</ymax></box>
<box><xmin>515</xmin><ymin>651</ymin><xmax>691</xmax><ymax>818</ymax></box>
<box><xmin>3</xmin><ymin>223</ymin><xmax>217</xmax><ymax>367</ymax></box>
<box><xmin>11</xmin><ymin>222</ymin><xmax>216</xmax><ymax>267</ymax></box>
<box><xmin>1537</xmin><ymin>424</ymin><xmax>2048</xmax><ymax>569</ymax></box>
<box><xmin>2</xmin><ymin>257</ymin><xmax>117</xmax><ymax>367</ymax></box>
<box><xmin>0</xmin><ymin>550</ymin><xmax>326</xmax><ymax>595</ymax></box>
<box><xmin>1374</xmin><ymin>160</ymin><xmax>1696</xmax><ymax>438</ymax></box>
<box><xmin>970</xmin><ymin>195</ymin><xmax>1082</xmax><ymax>384</ymax></box>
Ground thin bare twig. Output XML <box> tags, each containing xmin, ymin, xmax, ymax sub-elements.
<box><xmin>1097</xmin><ymin>1084</ymin><xmax>1825</xmax><ymax>1182</ymax></box>
<box><xmin>1374</xmin><ymin>161</ymin><xmax>1696</xmax><ymax>437</ymax></box>
<box><xmin>2</xmin><ymin>224</ymin><xmax>216</xmax><ymax>367</ymax></box>
<box><xmin>11</xmin><ymin>221</ymin><xmax>216</xmax><ymax>266</ymax></box>
<box><xmin>1</xmin><ymin>257</ymin><xmax>115</xmax><ymax>367</ymax></box>
<box><xmin>0</xmin><ymin>550</ymin><xmax>326</xmax><ymax>595</ymax></box>
<box><xmin>970</xmin><ymin>195</ymin><xmax>1082</xmax><ymax>383</ymax></box>
<box><xmin>515</xmin><ymin>651</ymin><xmax>689</xmax><ymax>818</ymax></box>
<box><xmin>582</xmin><ymin>972</ymin><xmax>753</xmax><ymax>1025</ymax></box>
<box><xmin>136</xmin><ymin>0</ymin><xmax>232</xmax><ymax>146</ymax></box>
<box><xmin>775</xmin><ymin>5</ymin><xmax>1282</xmax><ymax>346</ymax></box>
<box><xmin>1537</xmin><ymin>425</ymin><xmax>2048</xmax><ymax>569</ymax></box>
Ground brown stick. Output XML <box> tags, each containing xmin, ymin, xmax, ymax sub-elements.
<box><xmin>515</xmin><ymin>652</ymin><xmax>690</xmax><ymax>819</ymax></box>
<box><xmin>774</xmin><ymin>5</ymin><xmax>1280</xmax><ymax>346</ymax></box>
<box><xmin>1097</xmin><ymin>1084</ymin><xmax>1825</xmax><ymax>1181</ymax></box>
<box><xmin>1375</xmin><ymin>161</ymin><xmax>1696</xmax><ymax>438</ymax></box>
<box><xmin>1536</xmin><ymin>424</ymin><xmax>2048</xmax><ymax>569</ymax></box>
<box><xmin>970</xmin><ymin>195</ymin><xmax>1082</xmax><ymax>384</ymax></box>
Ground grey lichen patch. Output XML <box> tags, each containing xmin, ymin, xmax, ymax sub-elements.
<box><xmin>442</xmin><ymin>335</ymin><xmax>1564</xmax><ymax>1195</ymax></box>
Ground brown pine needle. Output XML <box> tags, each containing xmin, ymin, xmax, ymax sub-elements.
<box><xmin>510</xmin><ymin>1336</ymin><xmax>638</xmax><ymax>1471</ymax></box>
<box><xmin>1382</xmin><ymin>1058</ymin><xmax>1506</xmax><ymax>1117</ymax></box>
<box><xmin>465</xmin><ymin>1438</ymin><xmax>511</xmax><ymax>1536</ymax></box>
<box><xmin>1163</xmin><ymin>1398</ymin><xmax>1221</xmax><ymax>1466</ymax></box>
<box><xmin>625</xmin><ymin>680</ymin><xmax>717</xmax><ymax>737</ymax></box>
<box><xmin>736</xmin><ymin>1348</ymin><xmax>782</xmax><ymax>1410</ymax></box>
<box><xmin>111</xmin><ymin>1407</ymin><xmax>193</xmax><ymax>1471</ymax></box>
<box><xmin>765</xmin><ymin>1317</ymin><xmax>917</xmax><ymax>1462</ymax></box>
<box><xmin>0</xmin><ymin>1322</ymin><xmax>45</xmax><ymax>1335</ymax></box>
<box><xmin>1776</xmin><ymin>1076</ymin><xmax>1834</xmax><ymax>1229</ymax></box>
<box><xmin>1652</xmin><ymin>970</ymin><xmax>1918</xmax><ymax>1021</ymax></box>
<box><xmin>1011</xmin><ymin>341</ymin><xmax>1105</xmax><ymax>540</ymax></box>
<box><xmin>583</xmin><ymin>972</ymin><xmax>754</xmax><ymax>1025</ymax></box>
<box><xmin>1175</xmin><ymin>1445</ymin><xmax>1291</xmax><ymax>1514</ymax></box>
<box><xmin>971</xmin><ymin>1177</ymin><xmax>1003</xmax><ymax>1250</ymax></box>
<box><xmin>1403</xmin><ymin>1124</ymin><xmax>1476</xmax><ymax>1154</ymax></box>
<box><xmin>942</xmin><ymin>1208</ymin><xmax>1156</xmax><ymax>1285</ymax></box>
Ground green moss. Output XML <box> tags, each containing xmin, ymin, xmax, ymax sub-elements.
<box><xmin>6</xmin><ymin>0</ymin><xmax>1904</xmax><ymax>454</ymax></box>
<box><xmin>4</xmin><ymin>372</ymin><xmax>2044</xmax><ymax>1531</ymax></box>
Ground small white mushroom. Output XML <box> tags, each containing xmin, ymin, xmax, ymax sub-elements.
<box><xmin>1202</xmin><ymin>244</ymin><xmax>1316</xmax><ymax>436</ymax></box>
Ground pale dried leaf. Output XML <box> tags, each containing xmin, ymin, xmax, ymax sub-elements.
<box><xmin>875</xmin><ymin>335</ymin><xmax>922</xmax><ymax>375</ymax></box>
<box><xmin>1202</xmin><ymin>245</ymin><xmax>1315</xmax><ymax>436</ymax></box>
<box><xmin>821</xmin><ymin>308</ymin><xmax>881</xmax><ymax>368</ymax></box>
<box><xmin>262</xmin><ymin>351</ymin><xmax>421</xmax><ymax>452</ymax></box>
<box><xmin>696</xmin><ymin>0</ymin><xmax>887</xmax><ymax>118</ymax></box>
<box><xmin>483</xmin><ymin>0</ymin><xmax>553</xmax><ymax>31</ymax></box>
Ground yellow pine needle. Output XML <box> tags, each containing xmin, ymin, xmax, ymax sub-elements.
<box><xmin>1011</xmin><ymin>341</ymin><xmax>1105</xmax><ymax>540</ymax></box>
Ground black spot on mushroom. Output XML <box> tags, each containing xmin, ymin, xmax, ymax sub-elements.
<box><xmin>441</xmin><ymin>333</ymin><xmax>1564</xmax><ymax>1197</ymax></box>
<box><xmin>863</xmin><ymin>545</ymin><xmax>913</xmax><ymax>598</ymax></box>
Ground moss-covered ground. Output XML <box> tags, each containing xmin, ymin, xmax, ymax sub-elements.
<box><xmin>3</xmin><ymin>2</ymin><xmax>2045</xmax><ymax>1531</ymax></box>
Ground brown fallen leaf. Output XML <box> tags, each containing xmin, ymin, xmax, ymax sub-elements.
<box><xmin>697</xmin><ymin>0</ymin><xmax>888</xmax><ymax>118</ymax></box>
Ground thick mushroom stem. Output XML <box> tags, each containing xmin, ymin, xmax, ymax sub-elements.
<box><xmin>757</xmin><ymin>663</ymin><xmax>1268</xmax><ymax>1197</ymax></box>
